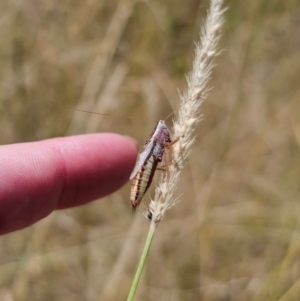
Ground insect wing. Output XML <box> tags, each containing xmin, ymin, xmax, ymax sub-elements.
<box><xmin>129</xmin><ymin>140</ymin><xmax>154</xmax><ymax>180</ymax></box>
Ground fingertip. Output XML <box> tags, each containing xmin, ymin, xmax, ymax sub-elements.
<box><xmin>0</xmin><ymin>133</ymin><xmax>138</xmax><ymax>234</ymax></box>
<box><xmin>123</xmin><ymin>135</ymin><xmax>139</xmax><ymax>151</ymax></box>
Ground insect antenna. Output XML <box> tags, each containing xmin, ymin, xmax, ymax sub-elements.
<box><xmin>163</xmin><ymin>110</ymin><xmax>176</xmax><ymax>122</ymax></box>
<box><xmin>163</xmin><ymin>97</ymin><xmax>195</xmax><ymax>122</ymax></box>
<box><xmin>53</xmin><ymin>101</ymin><xmax>157</xmax><ymax>122</ymax></box>
<box><xmin>69</xmin><ymin>106</ymin><xmax>156</xmax><ymax>122</ymax></box>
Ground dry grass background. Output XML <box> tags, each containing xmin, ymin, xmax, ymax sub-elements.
<box><xmin>0</xmin><ymin>0</ymin><xmax>300</xmax><ymax>300</ymax></box>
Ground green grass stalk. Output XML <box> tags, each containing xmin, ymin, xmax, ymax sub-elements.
<box><xmin>126</xmin><ymin>222</ymin><xmax>156</xmax><ymax>301</ymax></box>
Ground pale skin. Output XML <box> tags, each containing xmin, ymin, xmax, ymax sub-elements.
<box><xmin>0</xmin><ymin>133</ymin><xmax>137</xmax><ymax>235</ymax></box>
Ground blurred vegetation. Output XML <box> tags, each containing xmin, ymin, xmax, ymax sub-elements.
<box><xmin>0</xmin><ymin>0</ymin><xmax>300</xmax><ymax>300</ymax></box>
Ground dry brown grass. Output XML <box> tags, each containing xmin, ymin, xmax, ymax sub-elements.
<box><xmin>1</xmin><ymin>0</ymin><xmax>300</xmax><ymax>300</ymax></box>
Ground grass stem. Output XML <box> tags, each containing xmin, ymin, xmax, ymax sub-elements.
<box><xmin>126</xmin><ymin>222</ymin><xmax>156</xmax><ymax>301</ymax></box>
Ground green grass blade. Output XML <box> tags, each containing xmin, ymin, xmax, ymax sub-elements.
<box><xmin>127</xmin><ymin>222</ymin><xmax>156</xmax><ymax>301</ymax></box>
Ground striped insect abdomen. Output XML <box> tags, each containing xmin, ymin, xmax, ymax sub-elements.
<box><xmin>129</xmin><ymin>120</ymin><xmax>172</xmax><ymax>212</ymax></box>
<box><xmin>130</xmin><ymin>154</ymin><xmax>159</xmax><ymax>212</ymax></box>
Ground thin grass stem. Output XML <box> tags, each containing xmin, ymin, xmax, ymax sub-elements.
<box><xmin>126</xmin><ymin>222</ymin><xmax>156</xmax><ymax>301</ymax></box>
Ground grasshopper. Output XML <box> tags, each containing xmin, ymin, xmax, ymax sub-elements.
<box><xmin>130</xmin><ymin>117</ymin><xmax>177</xmax><ymax>212</ymax></box>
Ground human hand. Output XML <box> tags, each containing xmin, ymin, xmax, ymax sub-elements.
<box><xmin>0</xmin><ymin>134</ymin><xmax>137</xmax><ymax>235</ymax></box>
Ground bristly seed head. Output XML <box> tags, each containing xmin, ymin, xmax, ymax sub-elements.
<box><xmin>145</xmin><ymin>0</ymin><xmax>225</xmax><ymax>224</ymax></box>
